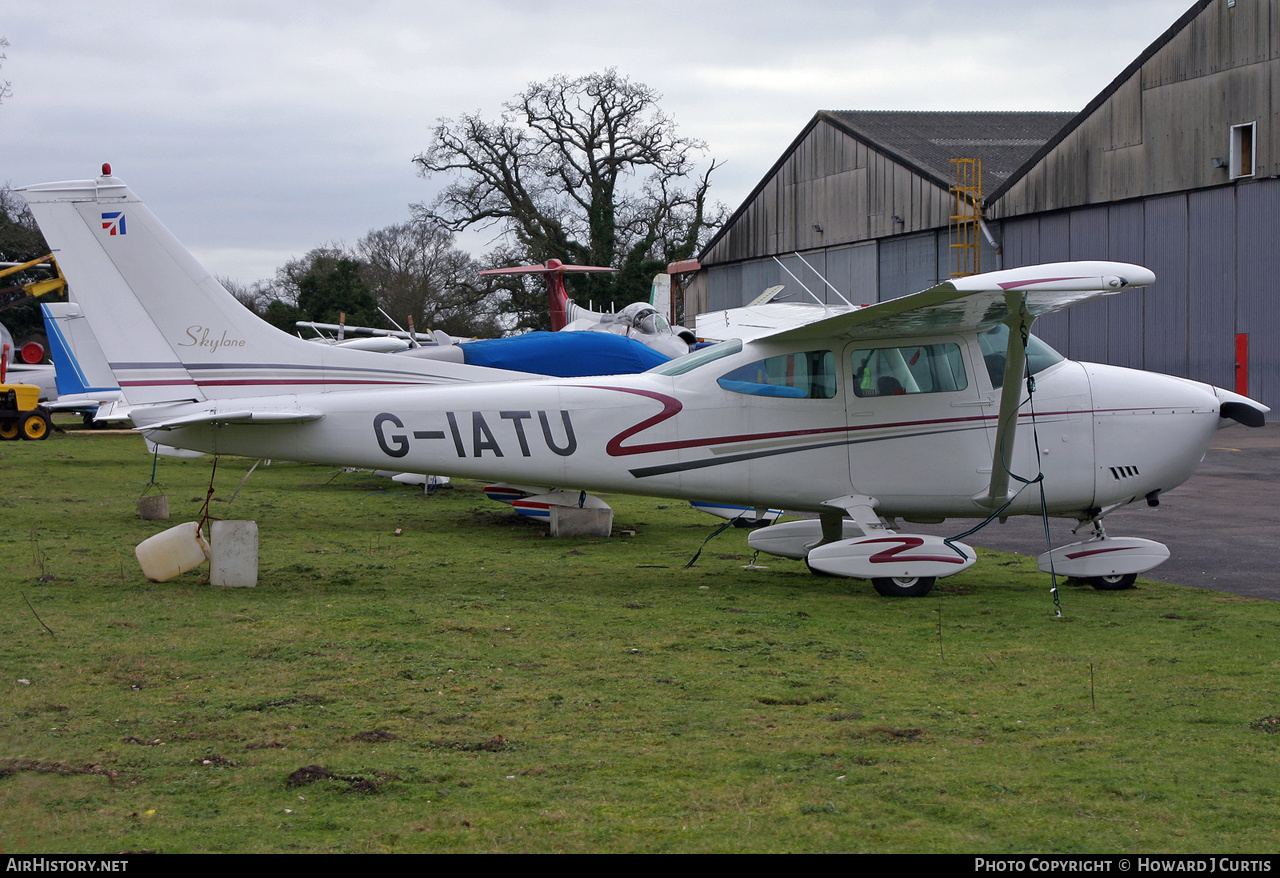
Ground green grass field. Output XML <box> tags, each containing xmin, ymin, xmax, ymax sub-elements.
<box><xmin>2</xmin><ymin>428</ymin><xmax>1278</xmax><ymax>853</ymax></box>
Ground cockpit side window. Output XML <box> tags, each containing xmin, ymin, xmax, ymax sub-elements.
<box><xmin>850</xmin><ymin>343</ymin><xmax>967</xmax><ymax>398</ymax></box>
<box><xmin>977</xmin><ymin>325</ymin><xmax>1065</xmax><ymax>388</ymax></box>
<box><xmin>717</xmin><ymin>350</ymin><xmax>837</xmax><ymax>399</ymax></box>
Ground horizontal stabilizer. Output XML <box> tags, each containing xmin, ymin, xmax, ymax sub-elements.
<box><xmin>144</xmin><ymin>438</ymin><xmax>206</xmax><ymax>459</ymax></box>
<box><xmin>512</xmin><ymin>491</ymin><xmax>611</xmax><ymax>522</ymax></box>
<box><xmin>141</xmin><ymin>409</ymin><xmax>325</xmax><ymax>431</ymax></box>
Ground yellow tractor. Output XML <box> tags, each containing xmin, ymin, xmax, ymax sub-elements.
<box><xmin>0</xmin><ymin>378</ymin><xmax>51</xmax><ymax>440</ymax></box>
<box><xmin>0</xmin><ymin>255</ymin><xmax>65</xmax><ymax>441</ymax></box>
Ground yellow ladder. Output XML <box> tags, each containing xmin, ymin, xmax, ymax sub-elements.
<box><xmin>949</xmin><ymin>159</ymin><xmax>982</xmax><ymax>277</ymax></box>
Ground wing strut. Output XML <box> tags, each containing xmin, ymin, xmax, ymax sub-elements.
<box><xmin>984</xmin><ymin>290</ymin><xmax>1032</xmax><ymax>508</ymax></box>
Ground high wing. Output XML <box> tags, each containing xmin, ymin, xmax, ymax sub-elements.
<box><xmin>756</xmin><ymin>261</ymin><xmax>1157</xmax><ymax>508</ymax></box>
<box><xmin>759</xmin><ymin>262</ymin><xmax>1155</xmax><ymax>344</ymax></box>
<box><xmin>695</xmin><ymin>300</ymin><xmax>856</xmax><ymax>343</ymax></box>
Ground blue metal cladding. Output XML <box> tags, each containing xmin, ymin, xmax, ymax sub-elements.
<box><xmin>702</xmin><ymin>178</ymin><xmax>1279</xmax><ymax>414</ymax></box>
<box><xmin>878</xmin><ymin>232</ymin><xmax>944</xmax><ymax>302</ymax></box>
<box><xmin>1032</xmin><ymin>214</ymin><xmax>1072</xmax><ymax>352</ymax></box>
<box><xmin>707</xmin><ymin>262</ymin><xmax>740</xmax><ymax>311</ymax></box>
<box><xmin>1106</xmin><ymin>201</ymin><xmax>1146</xmax><ymax>370</ymax></box>
<box><xmin>1187</xmin><ymin>187</ymin><xmax>1237</xmax><ymax>390</ymax></box>
<box><xmin>1000</xmin><ymin>218</ymin><xmax>1040</xmax><ymax>268</ymax></box>
<box><xmin>905</xmin><ymin>234</ymin><xmax>941</xmax><ymax>296</ymax></box>
<box><xmin>1142</xmin><ymin>194</ymin><xmax>1190</xmax><ymax>379</ymax></box>
<box><xmin>1235</xmin><ymin>180</ymin><xmax>1280</xmax><ymax>407</ymax></box>
<box><xmin>824</xmin><ymin>243</ymin><xmax>878</xmax><ymax>306</ymax></box>
<box><xmin>877</xmin><ymin>237</ymin><xmax>908</xmax><ymax>301</ymax></box>
<box><xmin>1067</xmin><ymin>207</ymin><xmax>1112</xmax><ymax>365</ymax></box>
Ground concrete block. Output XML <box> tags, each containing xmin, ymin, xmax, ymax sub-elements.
<box><xmin>136</xmin><ymin>494</ymin><xmax>170</xmax><ymax>520</ymax></box>
<box><xmin>210</xmin><ymin>520</ymin><xmax>259</xmax><ymax>587</ymax></box>
<box><xmin>549</xmin><ymin>506</ymin><xmax>613</xmax><ymax>538</ymax></box>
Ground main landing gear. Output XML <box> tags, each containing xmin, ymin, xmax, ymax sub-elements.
<box><xmin>748</xmin><ymin>499</ymin><xmax>1171</xmax><ymax>597</ymax></box>
<box><xmin>748</xmin><ymin>494</ymin><xmax>975</xmax><ymax>598</ymax></box>
<box><xmin>870</xmin><ymin>576</ymin><xmax>937</xmax><ymax>597</ymax></box>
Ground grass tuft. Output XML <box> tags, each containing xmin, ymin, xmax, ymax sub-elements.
<box><xmin>1</xmin><ymin>429</ymin><xmax>1279</xmax><ymax>852</ymax></box>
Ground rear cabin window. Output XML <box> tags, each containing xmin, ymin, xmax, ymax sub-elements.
<box><xmin>851</xmin><ymin>343</ymin><xmax>967</xmax><ymax>397</ymax></box>
<box><xmin>717</xmin><ymin>350</ymin><xmax>837</xmax><ymax>399</ymax></box>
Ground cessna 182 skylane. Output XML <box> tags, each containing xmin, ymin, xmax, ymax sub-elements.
<box><xmin>17</xmin><ymin>170</ymin><xmax>1268</xmax><ymax>596</ymax></box>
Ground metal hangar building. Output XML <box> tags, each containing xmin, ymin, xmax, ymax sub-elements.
<box><xmin>694</xmin><ymin>0</ymin><xmax>1280</xmax><ymax>411</ymax></box>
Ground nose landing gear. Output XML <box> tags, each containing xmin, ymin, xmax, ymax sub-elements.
<box><xmin>1037</xmin><ymin>520</ymin><xmax>1168</xmax><ymax>590</ymax></box>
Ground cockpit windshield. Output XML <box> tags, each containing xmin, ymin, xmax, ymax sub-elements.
<box><xmin>977</xmin><ymin>325</ymin><xmax>1065</xmax><ymax>388</ymax></box>
<box><xmin>648</xmin><ymin>339</ymin><xmax>743</xmax><ymax>375</ymax></box>
<box><xmin>618</xmin><ymin>302</ymin><xmax>671</xmax><ymax>336</ymax></box>
<box><xmin>634</xmin><ymin>308</ymin><xmax>670</xmax><ymax>335</ymax></box>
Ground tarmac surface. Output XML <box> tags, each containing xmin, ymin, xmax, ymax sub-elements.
<box><xmin>913</xmin><ymin>423</ymin><xmax>1280</xmax><ymax>601</ymax></box>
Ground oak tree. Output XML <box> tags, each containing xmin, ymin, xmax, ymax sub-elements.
<box><xmin>414</xmin><ymin>69</ymin><xmax>723</xmax><ymax>312</ymax></box>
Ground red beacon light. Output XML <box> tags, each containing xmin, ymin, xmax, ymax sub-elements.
<box><xmin>101</xmin><ymin>163</ymin><xmax>111</xmax><ymax>176</ymax></box>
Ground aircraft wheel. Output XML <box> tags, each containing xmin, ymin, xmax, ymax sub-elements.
<box><xmin>871</xmin><ymin>576</ymin><xmax>936</xmax><ymax>597</ymax></box>
<box><xmin>804</xmin><ymin>557</ymin><xmax>835</xmax><ymax>577</ymax></box>
<box><xmin>1084</xmin><ymin>573</ymin><xmax>1136</xmax><ymax>590</ymax></box>
<box><xmin>20</xmin><ymin>411</ymin><xmax>50</xmax><ymax>440</ymax></box>
<box><xmin>0</xmin><ymin>419</ymin><xmax>19</xmax><ymax>440</ymax></box>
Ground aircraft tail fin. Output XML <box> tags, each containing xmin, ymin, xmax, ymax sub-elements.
<box><xmin>478</xmin><ymin>259</ymin><xmax>615</xmax><ymax>331</ymax></box>
<box><xmin>41</xmin><ymin>302</ymin><xmax>120</xmax><ymax>398</ymax></box>
<box><xmin>17</xmin><ymin>169</ymin><xmax>517</xmax><ymax>404</ymax></box>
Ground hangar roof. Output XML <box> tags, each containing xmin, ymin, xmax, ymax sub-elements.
<box><xmin>822</xmin><ymin>110</ymin><xmax>1075</xmax><ymax>187</ymax></box>
<box><xmin>698</xmin><ymin>109</ymin><xmax>1076</xmax><ymax>262</ymax></box>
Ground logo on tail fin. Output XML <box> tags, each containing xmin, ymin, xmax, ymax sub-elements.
<box><xmin>101</xmin><ymin>212</ymin><xmax>126</xmax><ymax>235</ymax></box>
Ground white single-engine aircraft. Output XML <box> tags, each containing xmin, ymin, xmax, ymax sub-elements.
<box><xmin>17</xmin><ymin>169</ymin><xmax>1268</xmax><ymax>596</ymax></box>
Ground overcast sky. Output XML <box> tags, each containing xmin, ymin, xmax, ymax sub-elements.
<box><xmin>4</xmin><ymin>0</ymin><xmax>1194</xmax><ymax>285</ymax></box>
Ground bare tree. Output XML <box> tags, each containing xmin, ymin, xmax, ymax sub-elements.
<box><xmin>0</xmin><ymin>185</ymin><xmax>45</xmax><ymax>263</ymax></box>
<box><xmin>1</xmin><ymin>182</ymin><xmax>58</xmax><ymax>345</ymax></box>
<box><xmin>0</xmin><ymin>37</ymin><xmax>12</xmax><ymax>106</ymax></box>
<box><xmin>274</xmin><ymin>246</ymin><xmax>348</xmax><ymax>306</ymax></box>
<box><xmin>414</xmin><ymin>69</ymin><xmax>724</xmax><ymax>310</ymax></box>
<box><xmin>357</xmin><ymin>219</ymin><xmax>501</xmax><ymax>337</ymax></box>
<box><xmin>219</xmin><ymin>276</ymin><xmax>276</xmax><ymax>317</ymax></box>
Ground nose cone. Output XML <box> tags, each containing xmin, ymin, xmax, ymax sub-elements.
<box><xmin>1086</xmin><ymin>364</ymin><xmax>1223</xmax><ymax>505</ymax></box>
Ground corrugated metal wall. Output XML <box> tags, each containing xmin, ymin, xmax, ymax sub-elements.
<box><xmin>696</xmin><ymin>0</ymin><xmax>1279</xmax><ymax>417</ymax></box>
<box><xmin>1235</xmin><ymin>181</ymin><xmax>1280</xmax><ymax>409</ymax></box>
<box><xmin>705</xmin><ymin>232</ymin><xmax>991</xmax><ymax>310</ymax></box>
<box><xmin>701</xmin><ymin>118</ymin><xmax>954</xmax><ymax>268</ymax></box>
<box><xmin>993</xmin><ymin>176</ymin><xmax>1280</xmax><ymax>408</ymax></box>
<box><xmin>706</xmin><ymin>242</ymin><xmax>880</xmax><ymax>311</ymax></box>
<box><xmin>991</xmin><ymin>0</ymin><xmax>1279</xmax><ymax>218</ymax></box>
